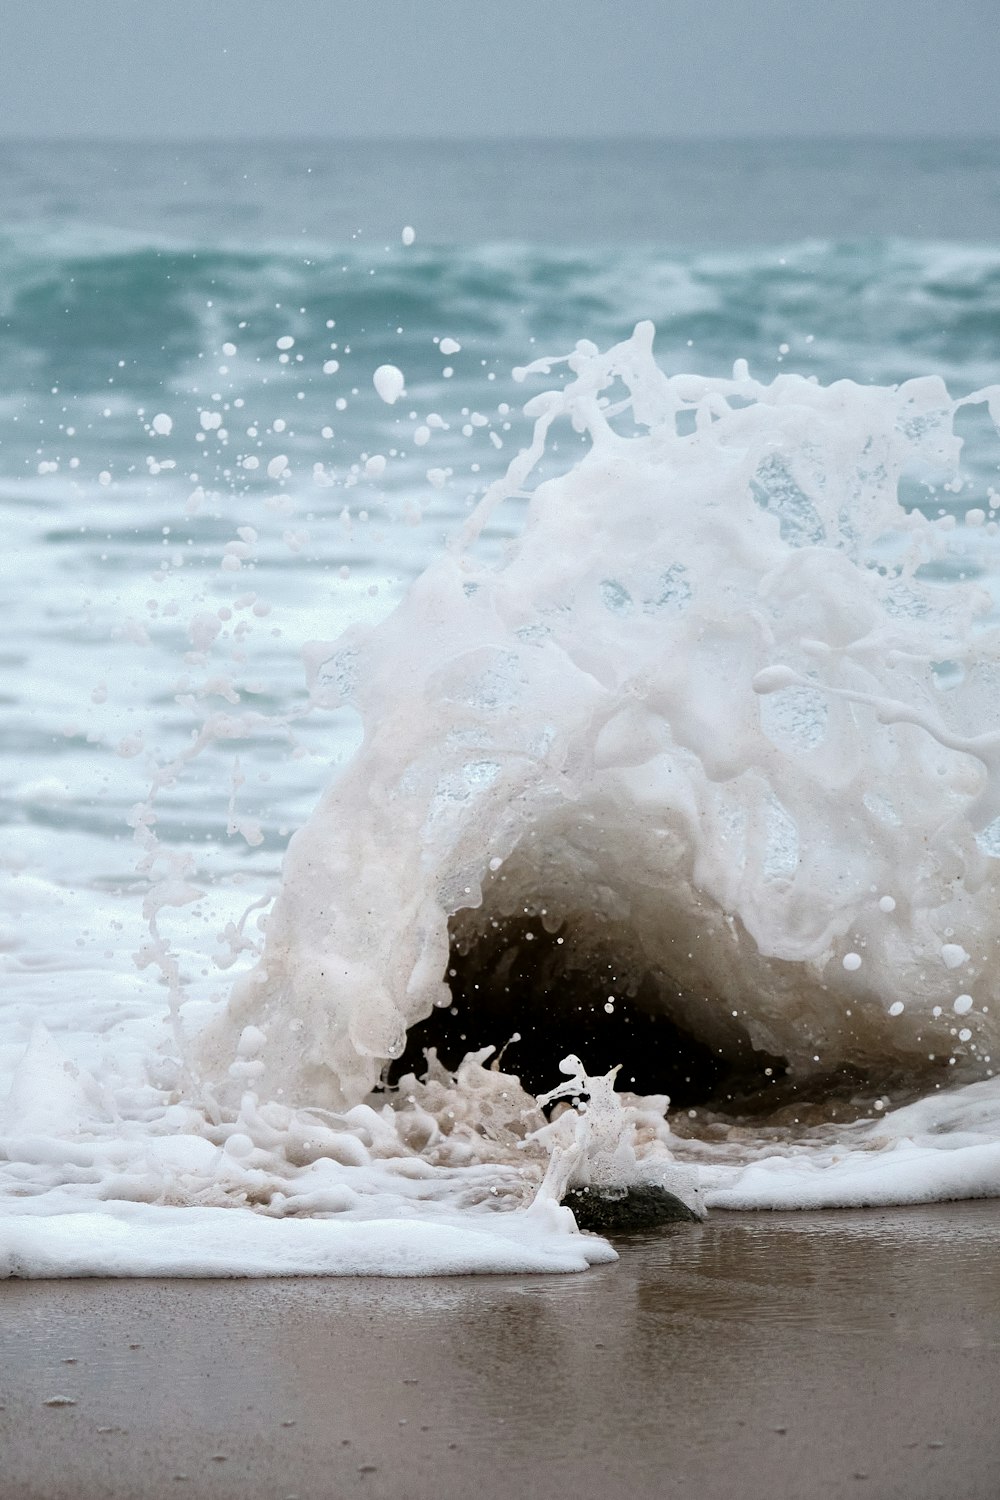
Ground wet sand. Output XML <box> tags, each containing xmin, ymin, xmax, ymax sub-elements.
<box><xmin>2</xmin><ymin>1200</ymin><xmax>999</xmax><ymax>1500</ymax></box>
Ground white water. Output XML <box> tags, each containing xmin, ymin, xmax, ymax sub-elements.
<box><xmin>6</xmin><ymin>323</ymin><xmax>1000</xmax><ymax>1276</ymax></box>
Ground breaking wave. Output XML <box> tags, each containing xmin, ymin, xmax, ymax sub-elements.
<box><xmin>7</xmin><ymin>318</ymin><xmax>1000</xmax><ymax>1276</ymax></box>
<box><xmin>195</xmin><ymin>324</ymin><xmax>1000</xmax><ymax>1202</ymax></box>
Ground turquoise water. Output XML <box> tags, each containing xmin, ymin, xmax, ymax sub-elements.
<box><xmin>4</xmin><ymin>140</ymin><xmax>1000</xmax><ymax>881</ymax></box>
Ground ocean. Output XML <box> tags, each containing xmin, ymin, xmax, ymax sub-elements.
<box><xmin>4</xmin><ymin>137</ymin><xmax>1000</xmax><ymax>1276</ymax></box>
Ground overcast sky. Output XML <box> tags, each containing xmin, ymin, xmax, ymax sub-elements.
<box><xmin>1</xmin><ymin>0</ymin><xmax>997</xmax><ymax>140</ymax></box>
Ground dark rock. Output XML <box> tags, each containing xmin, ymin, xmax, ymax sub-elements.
<box><xmin>562</xmin><ymin>1183</ymin><xmax>701</xmax><ymax>1234</ymax></box>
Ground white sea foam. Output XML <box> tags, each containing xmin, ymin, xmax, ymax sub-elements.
<box><xmin>204</xmin><ymin>325</ymin><xmax>1000</xmax><ymax>1097</ymax></box>
<box><xmin>6</xmin><ymin>323</ymin><xmax>1000</xmax><ymax>1277</ymax></box>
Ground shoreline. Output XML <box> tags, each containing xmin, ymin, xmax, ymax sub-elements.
<box><xmin>3</xmin><ymin>1199</ymin><xmax>999</xmax><ymax>1499</ymax></box>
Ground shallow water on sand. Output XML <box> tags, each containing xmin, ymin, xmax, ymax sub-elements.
<box><xmin>3</xmin><ymin>1200</ymin><xmax>999</xmax><ymax>1499</ymax></box>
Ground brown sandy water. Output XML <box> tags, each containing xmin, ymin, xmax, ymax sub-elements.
<box><xmin>2</xmin><ymin>1201</ymin><xmax>999</xmax><ymax>1500</ymax></box>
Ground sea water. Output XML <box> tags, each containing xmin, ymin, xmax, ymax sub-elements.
<box><xmin>4</xmin><ymin>140</ymin><xmax>1000</xmax><ymax>1276</ymax></box>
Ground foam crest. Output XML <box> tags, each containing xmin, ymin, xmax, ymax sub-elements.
<box><xmin>201</xmin><ymin>324</ymin><xmax>1000</xmax><ymax>1136</ymax></box>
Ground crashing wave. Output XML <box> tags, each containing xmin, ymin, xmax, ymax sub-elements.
<box><xmin>8</xmin><ymin>322</ymin><xmax>1000</xmax><ymax>1277</ymax></box>
<box><xmin>202</xmin><ymin>324</ymin><xmax>1000</xmax><ymax>1135</ymax></box>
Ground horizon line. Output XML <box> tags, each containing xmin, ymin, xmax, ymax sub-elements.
<box><xmin>2</xmin><ymin>131</ymin><xmax>998</xmax><ymax>147</ymax></box>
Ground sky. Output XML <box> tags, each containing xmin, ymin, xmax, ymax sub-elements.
<box><xmin>0</xmin><ymin>0</ymin><xmax>997</xmax><ymax>141</ymax></box>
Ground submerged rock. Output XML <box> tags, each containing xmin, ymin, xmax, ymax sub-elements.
<box><xmin>562</xmin><ymin>1183</ymin><xmax>700</xmax><ymax>1235</ymax></box>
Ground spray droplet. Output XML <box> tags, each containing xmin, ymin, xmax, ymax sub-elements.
<box><xmin>373</xmin><ymin>365</ymin><xmax>405</xmax><ymax>405</ymax></box>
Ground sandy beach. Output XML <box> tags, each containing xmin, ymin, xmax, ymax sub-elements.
<box><xmin>3</xmin><ymin>1200</ymin><xmax>999</xmax><ymax>1500</ymax></box>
